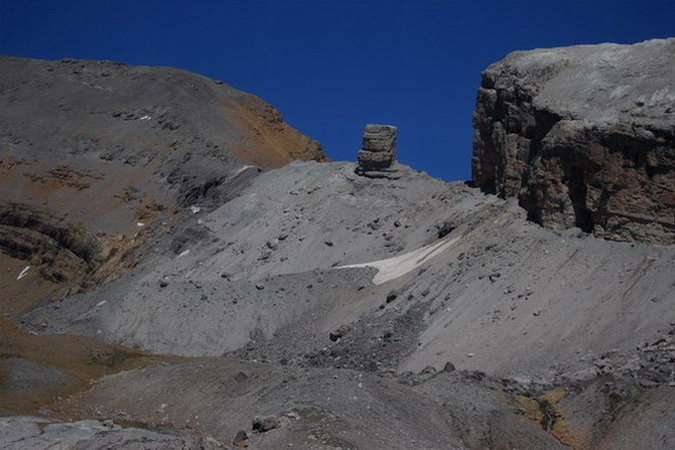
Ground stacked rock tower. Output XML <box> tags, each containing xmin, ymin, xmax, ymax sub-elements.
<box><xmin>355</xmin><ymin>124</ymin><xmax>400</xmax><ymax>178</ymax></box>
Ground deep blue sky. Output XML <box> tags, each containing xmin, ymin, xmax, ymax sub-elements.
<box><xmin>1</xmin><ymin>1</ymin><xmax>673</xmax><ymax>181</ymax></box>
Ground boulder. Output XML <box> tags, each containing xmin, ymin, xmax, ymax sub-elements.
<box><xmin>252</xmin><ymin>415</ymin><xmax>282</xmax><ymax>432</ymax></box>
<box><xmin>472</xmin><ymin>38</ymin><xmax>675</xmax><ymax>244</ymax></box>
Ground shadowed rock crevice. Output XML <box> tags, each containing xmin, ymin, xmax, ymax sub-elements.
<box><xmin>563</xmin><ymin>164</ymin><xmax>592</xmax><ymax>232</ymax></box>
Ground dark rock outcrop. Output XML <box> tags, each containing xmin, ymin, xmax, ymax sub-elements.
<box><xmin>472</xmin><ymin>38</ymin><xmax>675</xmax><ymax>244</ymax></box>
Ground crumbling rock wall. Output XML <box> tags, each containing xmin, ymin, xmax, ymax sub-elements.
<box><xmin>472</xmin><ymin>38</ymin><xmax>675</xmax><ymax>244</ymax></box>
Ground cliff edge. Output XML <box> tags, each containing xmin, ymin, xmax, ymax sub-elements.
<box><xmin>472</xmin><ymin>38</ymin><xmax>675</xmax><ymax>244</ymax></box>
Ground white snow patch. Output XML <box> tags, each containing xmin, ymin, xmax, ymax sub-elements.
<box><xmin>190</xmin><ymin>206</ymin><xmax>201</xmax><ymax>214</ymax></box>
<box><xmin>17</xmin><ymin>266</ymin><xmax>30</xmax><ymax>280</ymax></box>
<box><xmin>233</xmin><ymin>165</ymin><xmax>256</xmax><ymax>177</ymax></box>
<box><xmin>139</xmin><ymin>115</ymin><xmax>151</xmax><ymax>120</ymax></box>
<box><xmin>137</xmin><ymin>222</ymin><xmax>145</xmax><ymax>227</ymax></box>
<box><xmin>178</xmin><ymin>250</ymin><xmax>190</xmax><ymax>257</ymax></box>
<box><xmin>96</xmin><ymin>300</ymin><xmax>107</xmax><ymax>307</ymax></box>
<box><xmin>338</xmin><ymin>236</ymin><xmax>460</xmax><ymax>285</ymax></box>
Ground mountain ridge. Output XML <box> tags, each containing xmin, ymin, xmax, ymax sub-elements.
<box><xmin>1</xmin><ymin>43</ymin><xmax>674</xmax><ymax>449</ymax></box>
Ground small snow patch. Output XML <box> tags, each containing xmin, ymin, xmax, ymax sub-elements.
<box><xmin>337</xmin><ymin>237</ymin><xmax>459</xmax><ymax>284</ymax></box>
<box><xmin>17</xmin><ymin>266</ymin><xmax>30</xmax><ymax>280</ymax></box>
<box><xmin>137</xmin><ymin>222</ymin><xmax>145</xmax><ymax>227</ymax></box>
<box><xmin>139</xmin><ymin>115</ymin><xmax>151</xmax><ymax>120</ymax></box>
<box><xmin>233</xmin><ymin>165</ymin><xmax>256</xmax><ymax>177</ymax></box>
<box><xmin>338</xmin><ymin>236</ymin><xmax>460</xmax><ymax>285</ymax></box>
<box><xmin>96</xmin><ymin>300</ymin><xmax>107</xmax><ymax>307</ymax></box>
<box><xmin>190</xmin><ymin>206</ymin><xmax>201</xmax><ymax>214</ymax></box>
<box><xmin>178</xmin><ymin>250</ymin><xmax>190</xmax><ymax>257</ymax></box>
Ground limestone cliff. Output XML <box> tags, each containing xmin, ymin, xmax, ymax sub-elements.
<box><xmin>472</xmin><ymin>38</ymin><xmax>675</xmax><ymax>244</ymax></box>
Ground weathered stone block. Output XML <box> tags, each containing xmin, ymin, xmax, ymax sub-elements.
<box><xmin>356</xmin><ymin>124</ymin><xmax>397</xmax><ymax>174</ymax></box>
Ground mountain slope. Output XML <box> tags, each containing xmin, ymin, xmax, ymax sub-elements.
<box><xmin>26</xmin><ymin>161</ymin><xmax>674</xmax><ymax>381</ymax></box>
<box><xmin>0</xmin><ymin>55</ymin><xmax>324</xmax><ymax>315</ymax></box>
<box><xmin>1</xmin><ymin>45</ymin><xmax>673</xmax><ymax>450</ymax></box>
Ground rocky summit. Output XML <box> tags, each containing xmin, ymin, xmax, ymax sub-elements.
<box><xmin>1</xmin><ymin>42</ymin><xmax>674</xmax><ymax>450</ymax></box>
<box><xmin>472</xmin><ymin>38</ymin><xmax>675</xmax><ymax>244</ymax></box>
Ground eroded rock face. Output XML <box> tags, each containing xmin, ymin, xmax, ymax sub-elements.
<box><xmin>472</xmin><ymin>38</ymin><xmax>675</xmax><ymax>244</ymax></box>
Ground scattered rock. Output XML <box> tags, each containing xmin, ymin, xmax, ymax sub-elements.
<box><xmin>234</xmin><ymin>371</ymin><xmax>249</xmax><ymax>383</ymax></box>
<box><xmin>234</xmin><ymin>430</ymin><xmax>248</xmax><ymax>441</ymax></box>
<box><xmin>252</xmin><ymin>415</ymin><xmax>282</xmax><ymax>433</ymax></box>
<box><xmin>443</xmin><ymin>362</ymin><xmax>456</xmax><ymax>373</ymax></box>
<box><xmin>436</xmin><ymin>220</ymin><xmax>455</xmax><ymax>239</ymax></box>
<box><xmin>329</xmin><ymin>330</ymin><xmax>343</xmax><ymax>342</ymax></box>
<box><xmin>421</xmin><ymin>365</ymin><xmax>437</xmax><ymax>375</ymax></box>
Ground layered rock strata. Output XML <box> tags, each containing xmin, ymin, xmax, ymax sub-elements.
<box><xmin>356</xmin><ymin>124</ymin><xmax>399</xmax><ymax>178</ymax></box>
<box><xmin>472</xmin><ymin>38</ymin><xmax>675</xmax><ymax>244</ymax></box>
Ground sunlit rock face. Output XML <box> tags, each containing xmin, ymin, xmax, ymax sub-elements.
<box><xmin>472</xmin><ymin>38</ymin><xmax>675</xmax><ymax>244</ymax></box>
